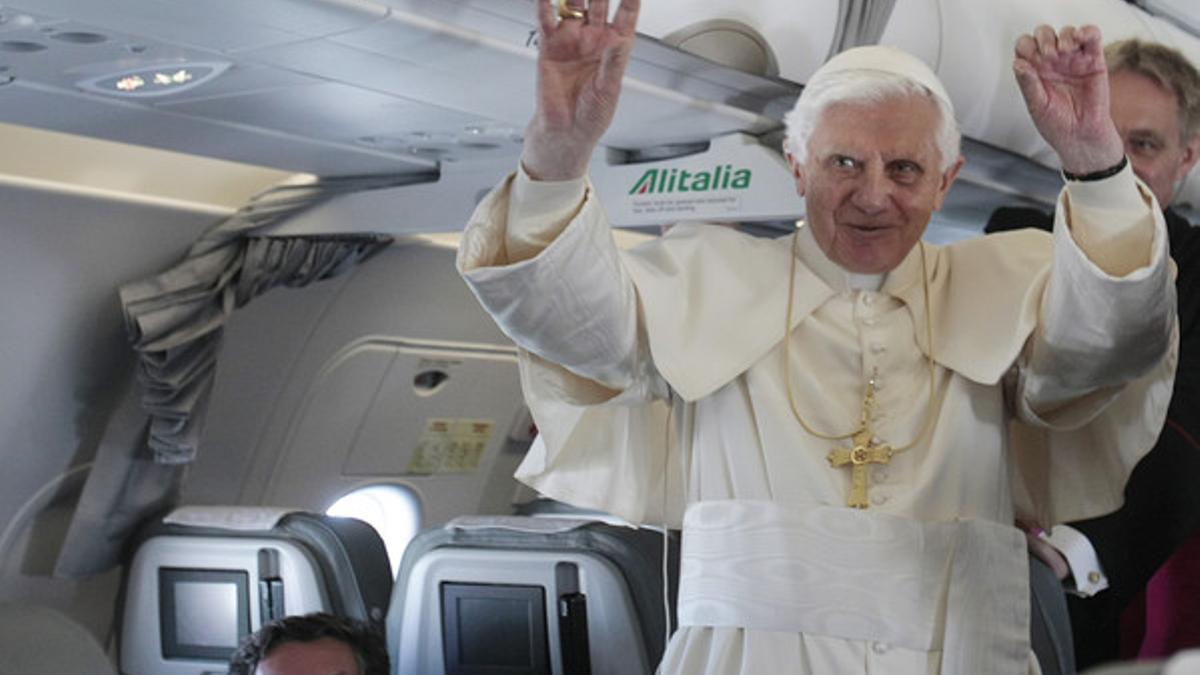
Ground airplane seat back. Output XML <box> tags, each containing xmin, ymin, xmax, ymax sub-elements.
<box><xmin>1029</xmin><ymin>554</ymin><xmax>1076</xmax><ymax>675</ymax></box>
<box><xmin>0</xmin><ymin>603</ymin><xmax>117</xmax><ymax>675</ymax></box>
<box><xmin>389</xmin><ymin>515</ymin><xmax>679</xmax><ymax>675</ymax></box>
<box><xmin>118</xmin><ymin>506</ymin><xmax>392</xmax><ymax>675</ymax></box>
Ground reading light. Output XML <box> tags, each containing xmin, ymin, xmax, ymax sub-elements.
<box><xmin>76</xmin><ymin>61</ymin><xmax>230</xmax><ymax>98</ymax></box>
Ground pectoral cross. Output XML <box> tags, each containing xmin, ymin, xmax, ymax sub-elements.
<box><xmin>826</xmin><ymin>377</ymin><xmax>894</xmax><ymax>508</ymax></box>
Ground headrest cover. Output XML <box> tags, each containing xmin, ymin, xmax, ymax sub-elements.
<box><xmin>163</xmin><ymin>505</ymin><xmax>297</xmax><ymax>531</ymax></box>
<box><xmin>809</xmin><ymin>45</ymin><xmax>953</xmax><ymax>111</ymax></box>
<box><xmin>447</xmin><ymin>515</ymin><xmax>598</xmax><ymax>534</ymax></box>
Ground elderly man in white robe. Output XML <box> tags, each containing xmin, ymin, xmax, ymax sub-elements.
<box><xmin>457</xmin><ymin>0</ymin><xmax>1177</xmax><ymax>673</ymax></box>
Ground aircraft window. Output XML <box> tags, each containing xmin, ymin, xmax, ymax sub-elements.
<box><xmin>326</xmin><ymin>484</ymin><xmax>422</xmax><ymax>577</ymax></box>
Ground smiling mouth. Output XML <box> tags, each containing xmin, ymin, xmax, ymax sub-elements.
<box><xmin>846</xmin><ymin>223</ymin><xmax>890</xmax><ymax>233</ymax></box>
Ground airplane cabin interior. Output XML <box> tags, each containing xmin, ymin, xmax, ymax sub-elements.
<box><xmin>1</xmin><ymin>1</ymin><xmax>1199</xmax><ymax>673</ymax></box>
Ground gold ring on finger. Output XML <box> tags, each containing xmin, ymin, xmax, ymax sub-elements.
<box><xmin>557</xmin><ymin>0</ymin><xmax>586</xmax><ymax>20</ymax></box>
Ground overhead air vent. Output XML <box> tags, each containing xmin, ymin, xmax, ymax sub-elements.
<box><xmin>357</xmin><ymin>124</ymin><xmax>522</xmax><ymax>161</ymax></box>
<box><xmin>48</xmin><ymin>31</ymin><xmax>108</xmax><ymax>45</ymax></box>
<box><xmin>0</xmin><ymin>40</ymin><xmax>46</xmax><ymax>53</ymax></box>
<box><xmin>75</xmin><ymin>61</ymin><xmax>230</xmax><ymax>98</ymax></box>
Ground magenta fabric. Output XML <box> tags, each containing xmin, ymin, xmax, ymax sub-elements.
<box><xmin>1136</xmin><ymin>531</ymin><xmax>1200</xmax><ymax>658</ymax></box>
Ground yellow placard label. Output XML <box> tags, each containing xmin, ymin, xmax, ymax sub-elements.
<box><xmin>407</xmin><ymin>418</ymin><xmax>493</xmax><ymax>474</ymax></box>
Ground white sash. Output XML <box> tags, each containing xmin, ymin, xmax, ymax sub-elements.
<box><xmin>677</xmin><ymin>500</ymin><xmax>1031</xmax><ymax>673</ymax></box>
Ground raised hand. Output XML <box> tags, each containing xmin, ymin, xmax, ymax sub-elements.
<box><xmin>1013</xmin><ymin>25</ymin><xmax>1124</xmax><ymax>175</ymax></box>
<box><xmin>523</xmin><ymin>0</ymin><xmax>640</xmax><ymax>181</ymax></box>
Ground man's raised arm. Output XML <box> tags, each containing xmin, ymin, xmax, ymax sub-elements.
<box><xmin>457</xmin><ymin>0</ymin><xmax>650</xmax><ymax>394</ymax></box>
<box><xmin>1013</xmin><ymin>24</ymin><xmax>1155</xmax><ymax>274</ymax></box>
<box><xmin>1010</xmin><ymin>25</ymin><xmax>1173</xmax><ymax>424</ymax></box>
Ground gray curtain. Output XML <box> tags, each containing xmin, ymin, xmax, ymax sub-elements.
<box><xmin>827</xmin><ymin>0</ymin><xmax>897</xmax><ymax>58</ymax></box>
<box><xmin>121</xmin><ymin>174</ymin><xmax>415</xmax><ymax>464</ymax></box>
<box><xmin>55</xmin><ymin>172</ymin><xmax>428</xmax><ymax>577</ymax></box>
<box><xmin>125</xmin><ymin>232</ymin><xmax>392</xmax><ymax>464</ymax></box>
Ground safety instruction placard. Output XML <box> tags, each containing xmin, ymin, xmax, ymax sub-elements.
<box><xmin>407</xmin><ymin>418</ymin><xmax>494</xmax><ymax>474</ymax></box>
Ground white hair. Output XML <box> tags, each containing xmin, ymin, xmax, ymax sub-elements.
<box><xmin>783</xmin><ymin>69</ymin><xmax>961</xmax><ymax>173</ymax></box>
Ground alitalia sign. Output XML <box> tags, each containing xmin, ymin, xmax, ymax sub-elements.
<box><xmin>588</xmin><ymin>133</ymin><xmax>801</xmax><ymax>225</ymax></box>
<box><xmin>629</xmin><ymin>165</ymin><xmax>752</xmax><ymax>195</ymax></box>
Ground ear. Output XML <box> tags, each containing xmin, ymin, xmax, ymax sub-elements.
<box><xmin>785</xmin><ymin>149</ymin><xmax>807</xmax><ymax>196</ymax></box>
<box><xmin>932</xmin><ymin>155</ymin><xmax>965</xmax><ymax>211</ymax></box>
<box><xmin>1176</xmin><ymin>134</ymin><xmax>1200</xmax><ymax>183</ymax></box>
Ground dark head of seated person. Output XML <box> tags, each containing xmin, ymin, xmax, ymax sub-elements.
<box><xmin>227</xmin><ymin>612</ymin><xmax>388</xmax><ymax>675</ymax></box>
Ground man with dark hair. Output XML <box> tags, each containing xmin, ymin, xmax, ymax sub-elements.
<box><xmin>227</xmin><ymin>612</ymin><xmax>389</xmax><ymax>675</ymax></box>
<box><xmin>990</xmin><ymin>37</ymin><xmax>1200</xmax><ymax>668</ymax></box>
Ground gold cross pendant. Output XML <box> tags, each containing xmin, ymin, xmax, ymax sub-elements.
<box><xmin>827</xmin><ymin>427</ymin><xmax>894</xmax><ymax>509</ymax></box>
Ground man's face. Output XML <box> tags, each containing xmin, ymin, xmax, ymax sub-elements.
<box><xmin>255</xmin><ymin>637</ymin><xmax>361</xmax><ymax>675</ymax></box>
<box><xmin>1109</xmin><ymin>68</ymin><xmax>1200</xmax><ymax>207</ymax></box>
<box><xmin>787</xmin><ymin>94</ymin><xmax>962</xmax><ymax>274</ymax></box>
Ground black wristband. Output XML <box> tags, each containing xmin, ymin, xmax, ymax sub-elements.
<box><xmin>1062</xmin><ymin>156</ymin><xmax>1128</xmax><ymax>182</ymax></box>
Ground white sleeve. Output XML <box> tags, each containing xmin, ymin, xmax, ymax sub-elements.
<box><xmin>458</xmin><ymin>166</ymin><xmax>659</xmax><ymax>395</ymax></box>
<box><xmin>459</xmin><ymin>168</ymin><xmax>679</xmax><ymax>526</ymax></box>
<box><xmin>1043</xmin><ymin>524</ymin><xmax>1109</xmax><ymax>597</ymax></box>
<box><xmin>1015</xmin><ymin>163</ymin><xmax>1174</xmax><ymax>426</ymax></box>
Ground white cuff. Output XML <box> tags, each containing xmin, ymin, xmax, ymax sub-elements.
<box><xmin>513</xmin><ymin>162</ymin><xmax>587</xmax><ymax>221</ymax></box>
<box><xmin>1044</xmin><ymin>524</ymin><xmax>1109</xmax><ymax>597</ymax></box>
<box><xmin>503</xmin><ymin>163</ymin><xmax>588</xmax><ymax>263</ymax></box>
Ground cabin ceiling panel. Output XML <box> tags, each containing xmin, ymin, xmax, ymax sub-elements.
<box><xmin>0</xmin><ymin>18</ymin><xmax>214</xmax><ymax>83</ymax></box>
<box><xmin>246</xmin><ymin>29</ymin><xmax>542</xmax><ymax>133</ymax></box>
<box><xmin>157</xmin><ymin>81</ymin><xmax>495</xmax><ymax>151</ymax></box>
<box><xmin>2</xmin><ymin>43</ymin><xmax>320</xmax><ymax>107</ymax></box>
<box><xmin>253</xmin><ymin>22</ymin><xmax>783</xmax><ymax>151</ymax></box>
<box><xmin>0</xmin><ymin>0</ymin><xmax>794</xmax><ymax>177</ymax></box>
<box><xmin>233</xmin><ymin>39</ymin><xmax>536</xmax><ymax>149</ymax></box>
<box><xmin>0</xmin><ymin>82</ymin><xmax>432</xmax><ymax>175</ymax></box>
<box><xmin>340</xmin><ymin>0</ymin><xmax>540</xmax><ymax>57</ymax></box>
<box><xmin>354</xmin><ymin>1</ymin><xmax>800</xmax><ymax>116</ymax></box>
<box><xmin>1142</xmin><ymin>0</ymin><xmax>1200</xmax><ymax>39</ymax></box>
<box><xmin>323</xmin><ymin>9</ymin><xmax>796</xmax><ymax>142</ymax></box>
<box><xmin>113</xmin><ymin>64</ymin><xmax>321</xmax><ymax>107</ymax></box>
<box><xmin>3</xmin><ymin>0</ymin><xmax>388</xmax><ymax>53</ymax></box>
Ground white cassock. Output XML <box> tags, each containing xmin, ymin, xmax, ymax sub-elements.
<box><xmin>457</xmin><ymin>162</ymin><xmax>1176</xmax><ymax>675</ymax></box>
